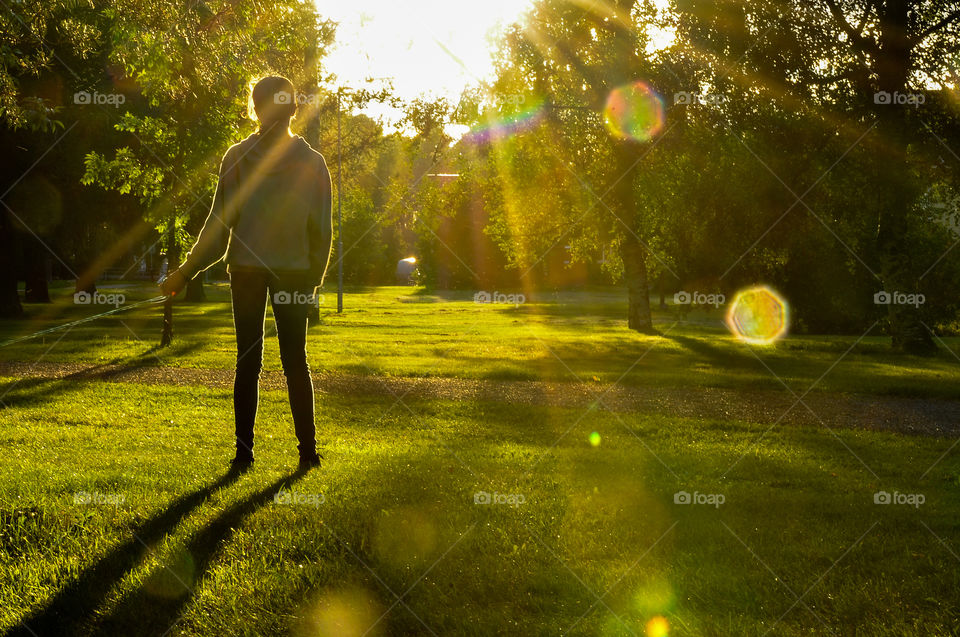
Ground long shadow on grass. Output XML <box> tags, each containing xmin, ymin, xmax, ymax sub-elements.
<box><xmin>664</xmin><ymin>334</ymin><xmax>767</xmax><ymax>373</ymax></box>
<box><xmin>7</xmin><ymin>466</ymin><xmax>244</xmax><ymax>637</ymax></box>
<box><xmin>88</xmin><ymin>468</ymin><xmax>308</xmax><ymax>637</ymax></box>
<box><xmin>0</xmin><ymin>340</ymin><xmax>204</xmax><ymax>411</ymax></box>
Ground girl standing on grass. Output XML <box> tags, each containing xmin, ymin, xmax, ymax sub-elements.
<box><xmin>160</xmin><ymin>76</ymin><xmax>333</xmax><ymax>471</ymax></box>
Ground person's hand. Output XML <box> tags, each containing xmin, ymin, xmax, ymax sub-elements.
<box><xmin>160</xmin><ymin>269</ymin><xmax>188</xmax><ymax>297</ymax></box>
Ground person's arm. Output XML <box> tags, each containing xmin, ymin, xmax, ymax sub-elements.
<box><xmin>308</xmin><ymin>154</ymin><xmax>334</xmax><ymax>287</ymax></box>
<box><xmin>179</xmin><ymin>149</ymin><xmax>239</xmax><ymax>281</ymax></box>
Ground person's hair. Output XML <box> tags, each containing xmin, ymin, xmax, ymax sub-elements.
<box><xmin>247</xmin><ymin>75</ymin><xmax>297</xmax><ymax>126</ymax></box>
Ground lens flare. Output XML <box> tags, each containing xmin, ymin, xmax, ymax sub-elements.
<box><xmin>726</xmin><ymin>285</ymin><xmax>789</xmax><ymax>344</ymax></box>
<box><xmin>466</xmin><ymin>102</ymin><xmax>545</xmax><ymax>144</ymax></box>
<box><xmin>373</xmin><ymin>507</ymin><xmax>437</xmax><ymax>567</ymax></box>
<box><xmin>296</xmin><ymin>587</ymin><xmax>383</xmax><ymax>637</ymax></box>
<box><xmin>589</xmin><ymin>431</ymin><xmax>601</xmax><ymax>447</ymax></box>
<box><xmin>633</xmin><ymin>580</ymin><xmax>676</xmax><ymax>616</ymax></box>
<box><xmin>646</xmin><ymin>615</ymin><xmax>669</xmax><ymax>637</ymax></box>
<box><xmin>604</xmin><ymin>82</ymin><xmax>665</xmax><ymax>142</ymax></box>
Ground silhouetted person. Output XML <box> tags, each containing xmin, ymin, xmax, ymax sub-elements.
<box><xmin>161</xmin><ymin>76</ymin><xmax>332</xmax><ymax>470</ymax></box>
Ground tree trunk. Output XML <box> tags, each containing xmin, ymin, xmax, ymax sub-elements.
<box><xmin>24</xmin><ymin>238</ymin><xmax>51</xmax><ymax>303</ymax></box>
<box><xmin>873</xmin><ymin>0</ymin><xmax>936</xmax><ymax>354</ymax></box>
<box><xmin>598</xmin><ymin>0</ymin><xmax>655</xmax><ymax>334</ymax></box>
<box><xmin>622</xmin><ymin>231</ymin><xmax>655</xmax><ymax>333</ymax></box>
<box><xmin>875</xmin><ymin>133</ymin><xmax>934</xmax><ymax>353</ymax></box>
<box><xmin>611</xmin><ymin>139</ymin><xmax>655</xmax><ymax>333</ymax></box>
<box><xmin>0</xmin><ymin>208</ymin><xmax>22</xmax><ymax>318</ymax></box>
<box><xmin>160</xmin><ymin>221</ymin><xmax>180</xmax><ymax>347</ymax></box>
<box><xmin>160</xmin><ymin>299</ymin><xmax>174</xmax><ymax>346</ymax></box>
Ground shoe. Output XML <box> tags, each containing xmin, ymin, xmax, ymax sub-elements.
<box><xmin>298</xmin><ymin>452</ymin><xmax>322</xmax><ymax>470</ymax></box>
<box><xmin>230</xmin><ymin>455</ymin><xmax>254</xmax><ymax>472</ymax></box>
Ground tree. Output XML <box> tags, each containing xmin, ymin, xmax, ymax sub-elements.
<box><xmin>480</xmin><ymin>0</ymin><xmax>667</xmax><ymax>332</ymax></box>
<box><xmin>0</xmin><ymin>0</ymin><xmax>115</xmax><ymax>316</ymax></box>
<box><xmin>672</xmin><ymin>0</ymin><xmax>960</xmax><ymax>351</ymax></box>
<box><xmin>81</xmin><ymin>0</ymin><xmax>333</xmax><ymax>344</ymax></box>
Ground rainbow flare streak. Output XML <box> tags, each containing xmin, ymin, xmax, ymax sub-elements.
<box><xmin>466</xmin><ymin>102</ymin><xmax>545</xmax><ymax>144</ymax></box>
<box><xmin>726</xmin><ymin>285</ymin><xmax>789</xmax><ymax>344</ymax></box>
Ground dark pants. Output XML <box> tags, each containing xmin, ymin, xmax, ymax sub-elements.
<box><xmin>230</xmin><ymin>270</ymin><xmax>316</xmax><ymax>460</ymax></box>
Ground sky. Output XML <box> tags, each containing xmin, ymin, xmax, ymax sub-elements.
<box><xmin>317</xmin><ymin>0</ymin><xmax>535</xmax><ymax>128</ymax></box>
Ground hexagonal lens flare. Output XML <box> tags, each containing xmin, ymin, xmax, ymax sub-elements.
<box><xmin>726</xmin><ymin>285</ymin><xmax>789</xmax><ymax>344</ymax></box>
<box><xmin>603</xmin><ymin>81</ymin><xmax>665</xmax><ymax>143</ymax></box>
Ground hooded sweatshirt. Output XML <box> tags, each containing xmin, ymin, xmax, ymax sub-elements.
<box><xmin>179</xmin><ymin>131</ymin><xmax>333</xmax><ymax>286</ymax></box>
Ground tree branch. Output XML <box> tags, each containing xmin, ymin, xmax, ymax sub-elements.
<box><xmin>913</xmin><ymin>9</ymin><xmax>960</xmax><ymax>44</ymax></box>
<box><xmin>807</xmin><ymin>68</ymin><xmax>859</xmax><ymax>84</ymax></box>
<box><xmin>821</xmin><ymin>0</ymin><xmax>879</xmax><ymax>58</ymax></box>
<box><xmin>855</xmin><ymin>0</ymin><xmax>877</xmax><ymax>31</ymax></box>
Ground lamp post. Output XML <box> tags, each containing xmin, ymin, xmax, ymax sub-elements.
<box><xmin>337</xmin><ymin>88</ymin><xmax>343</xmax><ymax>313</ymax></box>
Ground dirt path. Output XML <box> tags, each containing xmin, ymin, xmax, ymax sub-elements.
<box><xmin>2</xmin><ymin>360</ymin><xmax>958</xmax><ymax>436</ymax></box>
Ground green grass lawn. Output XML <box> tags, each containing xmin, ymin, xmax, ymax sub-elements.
<box><xmin>3</xmin><ymin>283</ymin><xmax>960</xmax><ymax>398</ymax></box>
<box><xmin>1</xmin><ymin>284</ymin><xmax>959</xmax><ymax>635</ymax></box>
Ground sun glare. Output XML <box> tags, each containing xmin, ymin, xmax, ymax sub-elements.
<box><xmin>319</xmin><ymin>0</ymin><xmax>535</xmax><ymax>127</ymax></box>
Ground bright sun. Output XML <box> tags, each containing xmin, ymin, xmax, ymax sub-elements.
<box><xmin>318</xmin><ymin>0</ymin><xmax>534</xmax><ymax>121</ymax></box>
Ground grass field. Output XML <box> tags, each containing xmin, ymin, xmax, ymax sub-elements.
<box><xmin>1</xmin><ymin>284</ymin><xmax>959</xmax><ymax>635</ymax></box>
